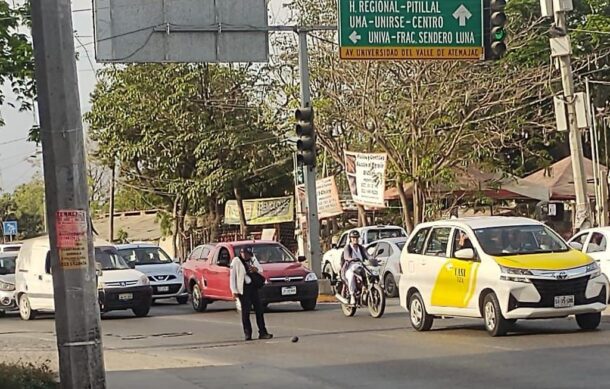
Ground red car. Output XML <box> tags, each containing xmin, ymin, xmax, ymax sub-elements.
<box><xmin>182</xmin><ymin>241</ymin><xmax>319</xmax><ymax>312</ymax></box>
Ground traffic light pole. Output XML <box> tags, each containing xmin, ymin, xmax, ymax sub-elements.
<box><xmin>30</xmin><ymin>0</ymin><xmax>106</xmax><ymax>387</ymax></box>
<box><xmin>297</xmin><ymin>30</ymin><xmax>322</xmax><ymax>277</ymax></box>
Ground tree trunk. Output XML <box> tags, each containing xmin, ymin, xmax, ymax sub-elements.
<box><xmin>413</xmin><ymin>181</ymin><xmax>424</xmax><ymax>225</ymax></box>
<box><xmin>210</xmin><ymin>197</ymin><xmax>222</xmax><ymax>243</ymax></box>
<box><xmin>233</xmin><ymin>180</ymin><xmax>249</xmax><ymax>238</ymax></box>
<box><xmin>172</xmin><ymin>196</ymin><xmax>180</xmax><ymax>259</ymax></box>
<box><xmin>396</xmin><ymin>181</ymin><xmax>414</xmax><ymax>233</ymax></box>
<box><xmin>357</xmin><ymin>204</ymin><xmax>367</xmax><ymax>227</ymax></box>
<box><xmin>178</xmin><ymin>197</ymin><xmax>188</xmax><ymax>261</ymax></box>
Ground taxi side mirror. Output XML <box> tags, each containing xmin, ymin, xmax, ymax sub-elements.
<box><xmin>331</xmin><ymin>243</ymin><xmax>338</xmax><ymax>249</ymax></box>
<box><xmin>569</xmin><ymin>241</ymin><xmax>583</xmax><ymax>251</ymax></box>
<box><xmin>455</xmin><ymin>248</ymin><xmax>475</xmax><ymax>260</ymax></box>
<box><xmin>297</xmin><ymin>256</ymin><xmax>307</xmax><ymax>263</ymax></box>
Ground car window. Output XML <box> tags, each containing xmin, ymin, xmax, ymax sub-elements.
<box><xmin>474</xmin><ymin>225</ymin><xmax>568</xmax><ymax>256</ymax></box>
<box><xmin>375</xmin><ymin>242</ymin><xmax>391</xmax><ymax>258</ymax></box>
<box><xmin>587</xmin><ymin>232</ymin><xmax>607</xmax><ymax>253</ymax></box>
<box><xmin>452</xmin><ymin>228</ymin><xmax>474</xmax><ymax>257</ymax></box>
<box><xmin>235</xmin><ymin>244</ymin><xmax>296</xmax><ymax>264</ymax></box>
<box><xmin>118</xmin><ymin>246</ymin><xmax>172</xmax><ymax>265</ymax></box>
<box><xmin>366</xmin><ymin>229</ymin><xmax>406</xmax><ymax>243</ymax></box>
<box><xmin>407</xmin><ymin>228</ymin><xmax>430</xmax><ymax>254</ymax></box>
<box><xmin>45</xmin><ymin>251</ymin><xmax>52</xmax><ymax>274</ymax></box>
<box><xmin>0</xmin><ymin>255</ymin><xmax>17</xmax><ymax>275</ymax></box>
<box><xmin>3</xmin><ymin>246</ymin><xmax>20</xmax><ymax>252</ymax></box>
<box><xmin>188</xmin><ymin>247</ymin><xmax>203</xmax><ymax>261</ymax></box>
<box><xmin>424</xmin><ymin>228</ymin><xmax>451</xmax><ymax>257</ymax></box>
<box><xmin>570</xmin><ymin>232</ymin><xmax>589</xmax><ymax>249</ymax></box>
<box><xmin>338</xmin><ymin>233</ymin><xmax>348</xmax><ymax>248</ymax></box>
<box><xmin>396</xmin><ymin>242</ymin><xmax>406</xmax><ymax>251</ymax></box>
<box><xmin>200</xmin><ymin>247</ymin><xmax>211</xmax><ymax>261</ymax></box>
<box><xmin>217</xmin><ymin>248</ymin><xmax>231</xmax><ymax>267</ymax></box>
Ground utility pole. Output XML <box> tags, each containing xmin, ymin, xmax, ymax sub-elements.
<box><xmin>297</xmin><ymin>30</ymin><xmax>322</xmax><ymax>277</ymax></box>
<box><xmin>546</xmin><ymin>0</ymin><xmax>591</xmax><ymax>230</ymax></box>
<box><xmin>30</xmin><ymin>0</ymin><xmax>106</xmax><ymax>388</ymax></box>
<box><xmin>108</xmin><ymin>164</ymin><xmax>115</xmax><ymax>242</ymax></box>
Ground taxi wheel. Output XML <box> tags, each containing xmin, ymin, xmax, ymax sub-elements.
<box><xmin>483</xmin><ymin>293</ymin><xmax>509</xmax><ymax>337</ymax></box>
<box><xmin>192</xmin><ymin>285</ymin><xmax>208</xmax><ymax>312</ymax></box>
<box><xmin>409</xmin><ymin>292</ymin><xmax>433</xmax><ymax>331</ymax></box>
<box><xmin>575</xmin><ymin>312</ymin><xmax>601</xmax><ymax>331</ymax></box>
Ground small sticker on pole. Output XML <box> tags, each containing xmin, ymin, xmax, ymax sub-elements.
<box><xmin>56</xmin><ymin>210</ymin><xmax>89</xmax><ymax>269</ymax></box>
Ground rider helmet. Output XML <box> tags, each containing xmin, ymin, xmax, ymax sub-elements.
<box><xmin>349</xmin><ymin>230</ymin><xmax>360</xmax><ymax>239</ymax></box>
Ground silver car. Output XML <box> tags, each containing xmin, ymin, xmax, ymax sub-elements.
<box><xmin>0</xmin><ymin>253</ymin><xmax>18</xmax><ymax>315</ymax></box>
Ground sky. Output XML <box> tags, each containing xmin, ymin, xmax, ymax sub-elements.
<box><xmin>0</xmin><ymin>0</ymin><xmax>290</xmax><ymax>193</ymax></box>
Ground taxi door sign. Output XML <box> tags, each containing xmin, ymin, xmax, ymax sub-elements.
<box><xmin>56</xmin><ymin>210</ymin><xmax>89</xmax><ymax>269</ymax></box>
<box><xmin>431</xmin><ymin>259</ymin><xmax>479</xmax><ymax>308</ymax></box>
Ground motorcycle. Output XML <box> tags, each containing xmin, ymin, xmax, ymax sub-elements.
<box><xmin>326</xmin><ymin>259</ymin><xmax>386</xmax><ymax>318</ymax></box>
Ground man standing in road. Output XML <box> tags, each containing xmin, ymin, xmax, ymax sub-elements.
<box><xmin>230</xmin><ymin>247</ymin><xmax>273</xmax><ymax>341</ymax></box>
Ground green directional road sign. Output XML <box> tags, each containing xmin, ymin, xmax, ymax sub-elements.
<box><xmin>338</xmin><ymin>0</ymin><xmax>484</xmax><ymax>60</ymax></box>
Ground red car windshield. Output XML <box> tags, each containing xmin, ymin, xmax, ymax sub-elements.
<box><xmin>235</xmin><ymin>244</ymin><xmax>296</xmax><ymax>264</ymax></box>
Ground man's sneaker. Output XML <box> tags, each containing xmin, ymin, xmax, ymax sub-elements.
<box><xmin>259</xmin><ymin>333</ymin><xmax>273</xmax><ymax>340</ymax></box>
<box><xmin>245</xmin><ymin>335</ymin><xmax>253</xmax><ymax>341</ymax></box>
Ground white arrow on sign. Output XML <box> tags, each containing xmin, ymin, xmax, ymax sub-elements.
<box><xmin>349</xmin><ymin>31</ymin><xmax>361</xmax><ymax>44</ymax></box>
<box><xmin>452</xmin><ymin>4</ymin><xmax>472</xmax><ymax>27</ymax></box>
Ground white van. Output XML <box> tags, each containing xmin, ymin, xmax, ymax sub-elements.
<box><xmin>15</xmin><ymin>236</ymin><xmax>153</xmax><ymax>320</ymax></box>
<box><xmin>0</xmin><ymin>243</ymin><xmax>22</xmax><ymax>254</ymax></box>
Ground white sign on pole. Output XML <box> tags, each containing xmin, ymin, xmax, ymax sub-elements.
<box><xmin>344</xmin><ymin>151</ymin><xmax>387</xmax><ymax>208</ymax></box>
<box><xmin>93</xmin><ymin>0</ymin><xmax>269</xmax><ymax>63</ymax></box>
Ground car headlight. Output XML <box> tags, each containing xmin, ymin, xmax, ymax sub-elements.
<box><xmin>305</xmin><ymin>272</ymin><xmax>317</xmax><ymax>282</ymax></box>
<box><xmin>0</xmin><ymin>281</ymin><xmax>15</xmax><ymax>291</ymax></box>
<box><xmin>499</xmin><ymin>265</ymin><xmax>532</xmax><ymax>283</ymax></box>
<box><xmin>586</xmin><ymin>262</ymin><xmax>602</xmax><ymax>277</ymax></box>
<box><xmin>139</xmin><ymin>275</ymin><xmax>150</xmax><ymax>286</ymax></box>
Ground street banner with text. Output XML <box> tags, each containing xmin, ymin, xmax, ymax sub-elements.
<box><xmin>297</xmin><ymin>176</ymin><xmax>344</xmax><ymax>220</ymax></box>
<box><xmin>224</xmin><ymin>196</ymin><xmax>294</xmax><ymax>225</ymax></box>
<box><xmin>344</xmin><ymin>151</ymin><xmax>387</xmax><ymax>207</ymax></box>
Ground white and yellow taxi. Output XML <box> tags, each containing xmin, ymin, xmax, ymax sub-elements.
<box><xmin>399</xmin><ymin>217</ymin><xmax>608</xmax><ymax>336</ymax></box>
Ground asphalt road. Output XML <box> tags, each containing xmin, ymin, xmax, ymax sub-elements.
<box><xmin>1</xmin><ymin>299</ymin><xmax>610</xmax><ymax>389</ymax></box>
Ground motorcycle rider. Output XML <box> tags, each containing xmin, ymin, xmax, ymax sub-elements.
<box><xmin>342</xmin><ymin>230</ymin><xmax>369</xmax><ymax>305</ymax></box>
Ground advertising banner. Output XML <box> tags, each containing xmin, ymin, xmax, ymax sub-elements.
<box><xmin>224</xmin><ymin>196</ymin><xmax>294</xmax><ymax>225</ymax></box>
<box><xmin>344</xmin><ymin>151</ymin><xmax>387</xmax><ymax>208</ymax></box>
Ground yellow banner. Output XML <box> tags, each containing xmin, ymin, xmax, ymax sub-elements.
<box><xmin>224</xmin><ymin>196</ymin><xmax>294</xmax><ymax>226</ymax></box>
<box><xmin>340</xmin><ymin>46</ymin><xmax>484</xmax><ymax>60</ymax></box>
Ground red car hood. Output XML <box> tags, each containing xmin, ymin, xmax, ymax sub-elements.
<box><xmin>261</xmin><ymin>262</ymin><xmax>310</xmax><ymax>278</ymax></box>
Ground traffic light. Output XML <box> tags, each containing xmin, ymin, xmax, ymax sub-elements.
<box><xmin>484</xmin><ymin>0</ymin><xmax>507</xmax><ymax>60</ymax></box>
<box><xmin>295</xmin><ymin>106</ymin><xmax>316</xmax><ymax>167</ymax></box>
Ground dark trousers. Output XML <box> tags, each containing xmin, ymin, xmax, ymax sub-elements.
<box><xmin>238</xmin><ymin>283</ymin><xmax>268</xmax><ymax>337</ymax></box>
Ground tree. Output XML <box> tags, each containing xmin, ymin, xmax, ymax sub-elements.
<box><xmin>269</xmin><ymin>0</ymin><xmax>610</xmax><ymax>231</ymax></box>
<box><xmin>86</xmin><ymin>64</ymin><xmax>293</xmax><ymax>258</ymax></box>
<box><xmin>0</xmin><ymin>178</ymin><xmax>45</xmax><ymax>238</ymax></box>
<box><xmin>0</xmin><ymin>1</ymin><xmax>34</xmax><ymax>126</ymax></box>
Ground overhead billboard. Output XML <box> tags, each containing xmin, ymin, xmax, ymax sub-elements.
<box><xmin>93</xmin><ymin>0</ymin><xmax>269</xmax><ymax>63</ymax></box>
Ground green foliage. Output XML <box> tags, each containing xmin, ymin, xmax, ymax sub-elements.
<box><xmin>85</xmin><ymin>63</ymin><xmax>293</xmax><ymax>224</ymax></box>
<box><xmin>0</xmin><ymin>1</ymin><xmax>34</xmax><ymax>125</ymax></box>
<box><xmin>0</xmin><ymin>178</ymin><xmax>45</xmax><ymax>238</ymax></box>
<box><xmin>0</xmin><ymin>360</ymin><xmax>58</xmax><ymax>389</ymax></box>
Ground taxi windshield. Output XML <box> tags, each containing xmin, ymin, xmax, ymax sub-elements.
<box><xmin>474</xmin><ymin>225</ymin><xmax>569</xmax><ymax>256</ymax></box>
<box><xmin>95</xmin><ymin>247</ymin><xmax>130</xmax><ymax>270</ymax></box>
<box><xmin>0</xmin><ymin>255</ymin><xmax>17</xmax><ymax>275</ymax></box>
<box><xmin>236</xmin><ymin>244</ymin><xmax>296</xmax><ymax>264</ymax></box>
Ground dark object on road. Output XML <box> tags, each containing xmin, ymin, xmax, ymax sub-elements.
<box><xmin>291</xmin><ymin>336</ymin><xmax>299</xmax><ymax>343</ymax></box>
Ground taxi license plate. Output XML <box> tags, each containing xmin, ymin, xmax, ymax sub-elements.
<box><xmin>554</xmin><ymin>295</ymin><xmax>574</xmax><ymax>308</ymax></box>
<box><xmin>281</xmin><ymin>286</ymin><xmax>297</xmax><ymax>296</ymax></box>
<box><xmin>158</xmin><ymin>286</ymin><xmax>169</xmax><ymax>292</ymax></box>
<box><xmin>118</xmin><ymin>293</ymin><xmax>133</xmax><ymax>301</ymax></box>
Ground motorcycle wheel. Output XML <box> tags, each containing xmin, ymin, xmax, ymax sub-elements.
<box><xmin>341</xmin><ymin>302</ymin><xmax>357</xmax><ymax>317</ymax></box>
<box><xmin>367</xmin><ymin>284</ymin><xmax>386</xmax><ymax>318</ymax></box>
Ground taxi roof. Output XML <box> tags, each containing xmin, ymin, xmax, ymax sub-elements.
<box><xmin>420</xmin><ymin>216</ymin><xmax>543</xmax><ymax>230</ymax></box>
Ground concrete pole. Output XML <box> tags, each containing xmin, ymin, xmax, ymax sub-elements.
<box><xmin>30</xmin><ymin>0</ymin><xmax>106</xmax><ymax>387</ymax></box>
<box><xmin>297</xmin><ymin>30</ymin><xmax>322</xmax><ymax>277</ymax></box>
<box><xmin>553</xmin><ymin>10</ymin><xmax>591</xmax><ymax>231</ymax></box>
<box><xmin>109</xmin><ymin>164</ymin><xmax>115</xmax><ymax>242</ymax></box>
